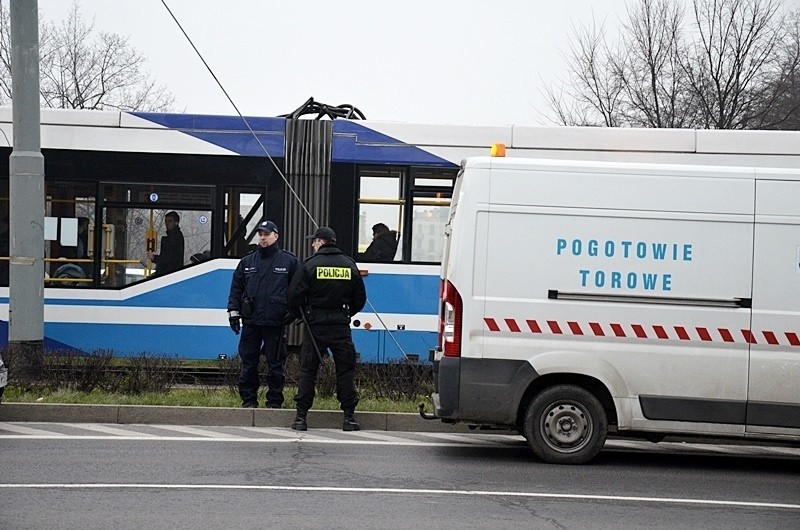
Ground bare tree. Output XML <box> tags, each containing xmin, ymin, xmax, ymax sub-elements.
<box><xmin>0</xmin><ymin>3</ymin><xmax>11</xmax><ymax>102</ymax></box>
<box><xmin>749</xmin><ymin>9</ymin><xmax>800</xmax><ymax>129</ymax></box>
<box><xmin>683</xmin><ymin>0</ymin><xmax>785</xmax><ymax>128</ymax></box>
<box><xmin>547</xmin><ymin>0</ymin><xmax>797</xmax><ymax>129</ymax></box>
<box><xmin>0</xmin><ymin>0</ymin><xmax>174</xmax><ymax>112</ymax></box>
<box><xmin>615</xmin><ymin>0</ymin><xmax>696</xmax><ymax>127</ymax></box>
<box><xmin>545</xmin><ymin>21</ymin><xmax>625</xmax><ymax>126</ymax></box>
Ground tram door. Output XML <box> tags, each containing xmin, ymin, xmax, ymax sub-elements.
<box><xmin>101</xmin><ymin>183</ymin><xmax>214</xmax><ymax>287</ymax></box>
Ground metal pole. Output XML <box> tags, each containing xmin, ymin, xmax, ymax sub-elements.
<box><xmin>9</xmin><ymin>0</ymin><xmax>45</xmax><ymax>383</ymax></box>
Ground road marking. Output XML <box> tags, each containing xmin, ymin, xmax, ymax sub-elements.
<box><xmin>606</xmin><ymin>439</ymin><xmax>800</xmax><ymax>458</ymax></box>
<box><xmin>415</xmin><ymin>432</ymin><xmax>520</xmax><ymax>445</ymax></box>
<box><xmin>0</xmin><ymin>423</ymin><xmax>501</xmax><ymax>446</ymax></box>
<box><xmin>236</xmin><ymin>426</ymin><xmax>306</xmax><ymax>438</ymax></box>
<box><xmin>145</xmin><ymin>425</ymin><xmax>245</xmax><ymax>438</ymax></box>
<box><xmin>0</xmin><ymin>423</ymin><xmax>64</xmax><ymax>436</ymax></box>
<box><xmin>68</xmin><ymin>423</ymin><xmax>158</xmax><ymax>437</ymax></box>
<box><xmin>335</xmin><ymin>430</ymin><xmax>421</xmax><ymax>443</ymax></box>
<box><xmin>0</xmin><ymin>483</ymin><xmax>797</xmax><ymax>511</ymax></box>
<box><xmin>1</xmin><ymin>423</ymin><xmax>798</xmax><ymax>457</ymax></box>
<box><xmin>0</xmin><ymin>433</ymin><xmax>493</xmax><ymax>447</ymax></box>
<box><xmin>235</xmin><ymin>427</ymin><xmax>342</xmax><ymax>442</ymax></box>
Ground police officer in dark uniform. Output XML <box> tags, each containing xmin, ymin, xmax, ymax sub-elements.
<box><xmin>227</xmin><ymin>220</ymin><xmax>299</xmax><ymax>408</ymax></box>
<box><xmin>288</xmin><ymin>227</ymin><xmax>366</xmax><ymax>431</ymax></box>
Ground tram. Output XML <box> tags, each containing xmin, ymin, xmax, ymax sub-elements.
<box><xmin>0</xmin><ymin>106</ymin><xmax>798</xmax><ymax>361</ymax></box>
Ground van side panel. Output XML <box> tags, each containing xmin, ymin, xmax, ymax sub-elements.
<box><xmin>461</xmin><ymin>161</ymin><xmax>756</xmax><ymax>435</ymax></box>
<box><xmin>440</xmin><ymin>158</ymin><xmax>800</xmax><ymax>447</ymax></box>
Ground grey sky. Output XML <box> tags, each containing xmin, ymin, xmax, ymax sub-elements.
<box><xmin>37</xmin><ymin>0</ymin><xmax>629</xmax><ymax>126</ymax></box>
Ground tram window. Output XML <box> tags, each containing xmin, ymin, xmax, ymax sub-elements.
<box><xmin>356</xmin><ymin>169</ymin><xmax>404</xmax><ymax>261</ymax></box>
<box><xmin>410</xmin><ymin>169</ymin><xmax>454</xmax><ymax>263</ymax></box>
<box><xmin>100</xmin><ymin>207</ymin><xmax>212</xmax><ymax>287</ymax></box>
<box><xmin>45</xmin><ymin>182</ymin><xmax>97</xmax><ymax>287</ymax></box>
<box><xmin>98</xmin><ymin>182</ymin><xmax>214</xmax><ymax>286</ymax></box>
<box><xmin>224</xmin><ymin>188</ymin><xmax>263</xmax><ymax>257</ymax></box>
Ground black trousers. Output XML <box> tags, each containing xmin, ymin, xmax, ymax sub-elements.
<box><xmin>238</xmin><ymin>325</ymin><xmax>287</xmax><ymax>407</ymax></box>
<box><xmin>294</xmin><ymin>324</ymin><xmax>359</xmax><ymax>413</ymax></box>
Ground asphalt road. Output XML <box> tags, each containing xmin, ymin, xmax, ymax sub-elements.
<box><xmin>1</xmin><ymin>423</ymin><xmax>799</xmax><ymax>529</ymax></box>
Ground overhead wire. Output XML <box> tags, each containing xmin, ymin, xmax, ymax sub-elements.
<box><xmin>160</xmin><ymin>0</ymin><xmax>413</xmax><ymax>360</ymax></box>
<box><xmin>160</xmin><ymin>0</ymin><xmax>317</xmax><ymax>229</ymax></box>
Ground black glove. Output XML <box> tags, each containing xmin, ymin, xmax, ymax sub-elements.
<box><xmin>228</xmin><ymin>310</ymin><xmax>241</xmax><ymax>335</ymax></box>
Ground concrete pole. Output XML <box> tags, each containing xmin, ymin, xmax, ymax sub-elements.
<box><xmin>9</xmin><ymin>0</ymin><xmax>45</xmax><ymax>382</ymax></box>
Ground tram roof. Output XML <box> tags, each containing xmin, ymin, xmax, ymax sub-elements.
<box><xmin>1</xmin><ymin>107</ymin><xmax>799</xmax><ymax>168</ymax></box>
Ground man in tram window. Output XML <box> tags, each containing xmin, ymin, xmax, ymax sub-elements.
<box><xmin>148</xmin><ymin>211</ymin><xmax>185</xmax><ymax>275</ymax></box>
<box><xmin>356</xmin><ymin>222</ymin><xmax>399</xmax><ymax>262</ymax></box>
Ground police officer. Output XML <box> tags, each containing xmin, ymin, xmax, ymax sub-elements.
<box><xmin>288</xmin><ymin>227</ymin><xmax>366</xmax><ymax>431</ymax></box>
<box><xmin>227</xmin><ymin>220</ymin><xmax>299</xmax><ymax>408</ymax></box>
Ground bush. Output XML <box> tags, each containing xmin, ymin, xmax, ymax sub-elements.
<box><xmin>42</xmin><ymin>349</ymin><xmax>115</xmax><ymax>392</ymax></box>
<box><xmin>1</xmin><ymin>348</ymin><xmax>181</xmax><ymax>395</ymax></box>
<box><xmin>357</xmin><ymin>360</ymin><xmax>433</xmax><ymax>401</ymax></box>
<box><xmin>2</xmin><ymin>347</ymin><xmax>433</xmax><ymax>403</ymax></box>
<box><xmin>115</xmin><ymin>353</ymin><xmax>181</xmax><ymax>394</ymax></box>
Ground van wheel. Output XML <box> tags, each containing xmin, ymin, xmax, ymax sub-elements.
<box><xmin>524</xmin><ymin>385</ymin><xmax>607</xmax><ymax>464</ymax></box>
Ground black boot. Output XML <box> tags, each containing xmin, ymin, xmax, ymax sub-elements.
<box><xmin>291</xmin><ymin>411</ymin><xmax>307</xmax><ymax>431</ymax></box>
<box><xmin>343</xmin><ymin>412</ymin><xmax>361</xmax><ymax>432</ymax></box>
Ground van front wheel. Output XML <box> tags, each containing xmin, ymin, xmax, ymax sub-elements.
<box><xmin>524</xmin><ymin>385</ymin><xmax>607</xmax><ymax>464</ymax></box>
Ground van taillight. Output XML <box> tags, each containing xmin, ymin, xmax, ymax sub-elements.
<box><xmin>439</xmin><ymin>279</ymin><xmax>463</xmax><ymax>357</ymax></box>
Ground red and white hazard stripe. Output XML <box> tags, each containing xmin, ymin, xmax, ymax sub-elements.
<box><xmin>483</xmin><ymin>317</ymin><xmax>800</xmax><ymax>347</ymax></box>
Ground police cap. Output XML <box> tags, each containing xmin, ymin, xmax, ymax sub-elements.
<box><xmin>256</xmin><ymin>220</ymin><xmax>279</xmax><ymax>234</ymax></box>
<box><xmin>306</xmin><ymin>226</ymin><xmax>336</xmax><ymax>242</ymax></box>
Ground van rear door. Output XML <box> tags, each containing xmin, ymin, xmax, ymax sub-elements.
<box><xmin>748</xmin><ymin>179</ymin><xmax>800</xmax><ymax>434</ymax></box>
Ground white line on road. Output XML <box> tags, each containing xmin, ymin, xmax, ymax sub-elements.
<box><xmin>236</xmin><ymin>426</ymin><xmax>307</xmax><ymax>438</ymax></box>
<box><xmin>0</xmin><ymin>423</ymin><xmax>64</xmax><ymax>436</ymax></box>
<box><xmin>145</xmin><ymin>425</ymin><xmax>244</xmax><ymax>438</ymax></box>
<box><xmin>68</xmin><ymin>423</ymin><xmax>158</xmax><ymax>437</ymax></box>
<box><xmin>0</xmin><ymin>433</ymin><xmax>489</xmax><ymax>447</ymax></box>
<box><xmin>1</xmin><ymin>423</ymin><xmax>798</xmax><ymax>457</ymax></box>
<box><xmin>234</xmin><ymin>426</ymin><xmax>339</xmax><ymax>442</ymax></box>
<box><xmin>0</xmin><ymin>483</ymin><xmax>797</xmax><ymax>511</ymax></box>
<box><xmin>333</xmin><ymin>430</ymin><xmax>421</xmax><ymax>443</ymax></box>
<box><xmin>415</xmin><ymin>431</ymin><xmax>521</xmax><ymax>445</ymax></box>
<box><xmin>606</xmin><ymin>439</ymin><xmax>800</xmax><ymax>458</ymax></box>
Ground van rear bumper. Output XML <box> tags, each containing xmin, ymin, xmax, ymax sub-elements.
<box><xmin>434</xmin><ymin>357</ymin><xmax>537</xmax><ymax>427</ymax></box>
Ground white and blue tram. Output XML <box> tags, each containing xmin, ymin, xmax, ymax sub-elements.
<box><xmin>0</xmin><ymin>107</ymin><xmax>798</xmax><ymax>361</ymax></box>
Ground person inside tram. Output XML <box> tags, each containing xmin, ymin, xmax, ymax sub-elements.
<box><xmin>190</xmin><ymin>250</ymin><xmax>211</xmax><ymax>264</ymax></box>
<box><xmin>148</xmin><ymin>211</ymin><xmax>185</xmax><ymax>276</ymax></box>
<box><xmin>75</xmin><ymin>217</ymin><xmax>91</xmax><ymax>278</ymax></box>
<box><xmin>75</xmin><ymin>217</ymin><xmax>89</xmax><ymax>258</ymax></box>
<box><xmin>357</xmin><ymin>222</ymin><xmax>399</xmax><ymax>262</ymax></box>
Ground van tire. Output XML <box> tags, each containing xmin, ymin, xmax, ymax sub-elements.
<box><xmin>524</xmin><ymin>385</ymin><xmax>607</xmax><ymax>464</ymax></box>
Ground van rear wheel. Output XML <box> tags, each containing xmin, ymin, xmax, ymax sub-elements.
<box><xmin>524</xmin><ymin>385</ymin><xmax>607</xmax><ymax>464</ymax></box>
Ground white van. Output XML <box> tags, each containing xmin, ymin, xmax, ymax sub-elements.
<box><xmin>432</xmin><ymin>155</ymin><xmax>800</xmax><ymax>464</ymax></box>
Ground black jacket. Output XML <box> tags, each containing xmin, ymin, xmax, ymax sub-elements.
<box><xmin>228</xmin><ymin>244</ymin><xmax>299</xmax><ymax>326</ymax></box>
<box><xmin>154</xmin><ymin>227</ymin><xmax>185</xmax><ymax>275</ymax></box>
<box><xmin>288</xmin><ymin>244</ymin><xmax>367</xmax><ymax>326</ymax></box>
<box><xmin>357</xmin><ymin>231</ymin><xmax>398</xmax><ymax>262</ymax></box>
